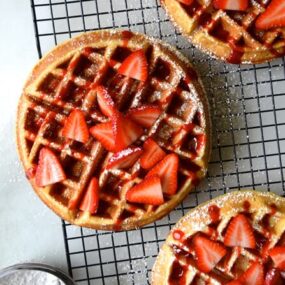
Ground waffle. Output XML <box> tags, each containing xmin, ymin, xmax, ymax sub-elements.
<box><xmin>16</xmin><ymin>30</ymin><xmax>211</xmax><ymax>231</ymax></box>
<box><xmin>161</xmin><ymin>0</ymin><xmax>285</xmax><ymax>64</ymax></box>
<box><xmin>152</xmin><ymin>190</ymin><xmax>285</xmax><ymax>284</ymax></box>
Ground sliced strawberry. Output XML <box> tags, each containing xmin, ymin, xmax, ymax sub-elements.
<box><xmin>62</xmin><ymin>110</ymin><xmax>89</xmax><ymax>143</ymax></box>
<box><xmin>239</xmin><ymin>262</ymin><xmax>264</xmax><ymax>285</ymax></box>
<box><xmin>269</xmin><ymin>247</ymin><xmax>285</xmax><ymax>270</ymax></box>
<box><xmin>35</xmin><ymin>147</ymin><xmax>66</xmax><ymax>187</ymax></box>
<box><xmin>90</xmin><ymin>122</ymin><xmax>116</xmax><ymax>152</ymax></box>
<box><xmin>106</xmin><ymin>147</ymin><xmax>143</xmax><ymax>170</ymax></box>
<box><xmin>118</xmin><ymin>49</ymin><xmax>148</xmax><ymax>81</ymax></box>
<box><xmin>96</xmin><ymin>85</ymin><xmax>116</xmax><ymax>118</ymax></box>
<box><xmin>193</xmin><ymin>235</ymin><xmax>227</xmax><ymax>273</ymax></box>
<box><xmin>127</xmin><ymin>105</ymin><xmax>162</xmax><ymax>128</ymax></box>
<box><xmin>265</xmin><ymin>268</ymin><xmax>283</xmax><ymax>285</ymax></box>
<box><xmin>146</xmin><ymin>154</ymin><xmax>179</xmax><ymax>195</ymax></box>
<box><xmin>79</xmin><ymin>177</ymin><xmax>99</xmax><ymax>214</ymax></box>
<box><xmin>224</xmin><ymin>214</ymin><xmax>256</xmax><ymax>249</ymax></box>
<box><xmin>140</xmin><ymin>138</ymin><xmax>166</xmax><ymax>169</ymax></box>
<box><xmin>177</xmin><ymin>0</ymin><xmax>194</xmax><ymax>5</ymax></box>
<box><xmin>112</xmin><ymin>112</ymin><xmax>143</xmax><ymax>152</ymax></box>
<box><xmin>213</xmin><ymin>0</ymin><xmax>248</xmax><ymax>11</ymax></box>
<box><xmin>256</xmin><ymin>0</ymin><xmax>285</xmax><ymax>30</ymax></box>
<box><xmin>126</xmin><ymin>175</ymin><xmax>164</xmax><ymax>205</ymax></box>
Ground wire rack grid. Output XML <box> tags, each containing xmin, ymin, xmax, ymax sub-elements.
<box><xmin>29</xmin><ymin>0</ymin><xmax>285</xmax><ymax>284</ymax></box>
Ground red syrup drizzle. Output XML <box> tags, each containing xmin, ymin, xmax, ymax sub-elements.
<box><xmin>168</xmin><ymin>260</ymin><xmax>188</xmax><ymax>285</ymax></box>
<box><xmin>173</xmin><ymin>229</ymin><xmax>185</xmax><ymax>241</ymax></box>
<box><xmin>25</xmin><ymin>165</ymin><xmax>37</xmax><ymax>179</ymax></box>
<box><xmin>208</xmin><ymin>204</ymin><xmax>221</xmax><ymax>224</ymax></box>
<box><xmin>121</xmin><ymin>30</ymin><xmax>134</xmax><ymax>47</ymax></box>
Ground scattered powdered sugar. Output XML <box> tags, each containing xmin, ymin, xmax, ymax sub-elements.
<box><xmin>1</xmin><ymin>270</ymin><xmax>66</xmax><ymax>285</ymax></box>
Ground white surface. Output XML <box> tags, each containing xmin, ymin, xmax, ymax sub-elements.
<box><xmin>0</xmin><ymin>1</ymin><xmax>67</xmax><ymax>272</ymax></box>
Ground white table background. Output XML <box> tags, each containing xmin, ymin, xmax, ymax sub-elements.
<box><xmin>0</xmin><ymin>0</ymin><xmax>67</xmax><ymax>272</ymax></box>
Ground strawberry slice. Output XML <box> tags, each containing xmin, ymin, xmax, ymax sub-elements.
<box><xmin>213</xmin><ymin>0</ymin><xmax>248</xmax><ymax>11</ymax></box>
<box><xmin>79</xmin><ymin>177</ymin><xmax>99</xmax><ymax>214</ymax></box>
<box><xmin>90</xmin><ymin>122</ymin><xmax>116</xmax><ymax>152</ymax></box>
<box><xmin>96</xmin><ymin>85</ymin><xmax>116</xmax><ymax>118</ymax></box>
<box><xmin>193</xmin><ymin>235</ymin><xmax>227</xmax><ymax>273</ymax></box>
<box><xmin>62</xmin><ymin>109</ymin><xmax>89</xmax><ymax>143</ymax></box>
<box><xmin>127</xmin><ymin>105</ymin><xmax>162</xmax><ymax>128</ymax></box>
<box><xmin>126</xmin><ymin>175</ymin><xmax>164</xmax><ymax>205</ymax></box>
<box><xmin>140</xmin><ymin>138</ymin><xmax>166</xmax><ymax>169</ymax></box>
<box><xmin>177</xmin><ymin>0</ymin><xmax>194</xmax><ymax>5</ymax></box>
<box><xmin>146</xmin><ymin>154</ymin><xmax>179</xmax><ymax>195</ymax></box>
<box><xmin>269</xmin><ymin>247</ymin><xmax>285</xmax><ymax>270</ymax></box>
<box><xmin>112</xmin><ymin>112</ymin><xmax>143</xmax><ymax>152</ymax></box>
<box><xmin>106</xmin><ymin>147</ymin><xmax>143</xmax><ymax>170</ymax></box>
<box><xmin>256</xmin><ymin>0</ymin><xmax>285</xmax><ymax>30</ymax></box>
<box><xmin>265</xmin><ymin>268</ymin><xmax>283</xmax><ymax>285</ymax></box>
<box><xmin>118</xmin><ymin>49</ymin><xmax>148</xmax><ymax>81</ymax></box>
<box><xmin>224</xmin><ymin>214</ymin><xmax>256</xmax><ymax>249</ymax></box>
<box><xmin>35</xmin><ymin>147</ymin><xmax>66</xmax><ymax>187</ymax></box>
<box><xmin>239</xmin><ymin>262</ymin><xmax>264</xmax><ymax>285</ymax></box>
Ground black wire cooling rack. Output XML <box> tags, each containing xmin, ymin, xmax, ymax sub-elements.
<box><xmin>30</xmin><ymin>0</ymin><xmax>285</xmax><ymax>284</ymax></box>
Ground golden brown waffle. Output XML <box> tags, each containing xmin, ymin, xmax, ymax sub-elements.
<box><xmin>152</xmin><ymin>190</ymin><xmax>285</xmax><ymax>284</ymax></box>
<box><xmin>16</xmin><ymin>30</ymin><xmax>211</xmax><ymax>231</ymax></box>
<box><xmin>161</xmin><ymin>0</ymin><xmax>285</xmax><ymax>64</ymax></box>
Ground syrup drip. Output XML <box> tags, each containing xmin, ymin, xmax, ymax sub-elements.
<box><xmin>173</xmin><ymin>229</ymin><xmax>185</xmax><ymax>241</ymax></box>
<box><xmin>208</xmin><ymin>204</ymin><xmax>220</xmax><ymax>223</ymax></box>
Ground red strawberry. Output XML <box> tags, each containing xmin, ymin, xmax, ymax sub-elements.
<box><xmin>35</xmin><ymin>147</ymin><xmax>66</xmax><ymax>187</ymax></box>
<box><xmin>265</xmin><ymin>268</ymin><xmax>283</xmax><ymax>285</ymax></box>
<box><xmin>112</xmin><ymin>112</ymin><xmax>143</xmax><ymax>152</ymax></box>
<box><xmin>126</xmin><ymin>175</ymin><xmax>164</xmax><ymax>205</ymax></box>
<box><xmin>127</xmin><ymin>105</ymin><xmax>162</xmax><ymax>128</ymax></box>
<box><xmin>106</xmin><ymin>147</ymin><xmax>143</xmax><ymax>170</ymax></box>
<box><xmin>146</xmin><ymin>154</ymin><xmax>179</xmax><ymax>195</ymax></box>
<box><xmin>79</xmin><ymin>177</ymin><xmax>99</xmax><ymax>214</ymax></box>
<box><xmin>269</xmin><ymin>247</ymin><xmax>285</xmax><ymax>270</ymax></box>
<box><xmin>256</xmin><ymin>0</ymin><xmax>285</xmax><ymax>30</ymax></box>
<box><xmin>193</xmin><ymin>235</ymin><xmax>227</xmax><ymax>273</ymax></box>
<box><xmin>213</xmin><ymin>0</ymin><xmax>248</xmax><ymax>11</ymax></box>
<box><xmin>239</xmin><ymin>262</ymin><xmax>264</xmax><ymax>285</ymax></box>
<box><xmin>177</xmin><ymin>0</ymin><xmax>194</xmax><ymax>5</ymax></box>
<box><xmin>226</xmin><ymin>281</ymin><xmax>242</xmax><ymax>285</ymax></box>
<box><xmin>224</xmin><ymin>214</ymin><xmax>256</xmax><ymax>248</ymax></box>
<box><xmin>118</xmin><ymin>49</ymin><xmax>148</xmax><ymax>81</ymax></box>
<box><xmin>140</xmin><ymin>138</ymin><xmax>166</xmax><ymax>169</ymax></box>
<box><xmin>96</xmin><ymin>85</ymin><xmax>116</xmax><ymax>118</ymax></box>
<box><xmin>90</xmin><ymin>122</ymin><xmax>116</xmax><ymax>152</ymax></box>
<box><xmin>62</xmin><ymin>110</ymin><xmax>89</xmax><ymax>143</ymax></box>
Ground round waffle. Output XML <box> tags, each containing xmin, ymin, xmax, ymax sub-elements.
<box><xmin>16</xmin><ymin>30</ymin><xmax>211</xmax><ymax>231</ymax></box>
<box><xmin>161</xmin><ymin>0</ymin><xmax>285</xmax><ymax>64</ymax></box>
<box><xmin>152</xmin><ymin>190</ymin><xmax>285</xmax><ymax>284</ymax></box>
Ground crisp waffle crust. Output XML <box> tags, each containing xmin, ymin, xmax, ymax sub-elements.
<box><xmin>161</xmin><ymin>0</ymin><xmax>285</xmax><ymax>64</ymax></box>
<box><xmin>152</xmin><ymin>190</ymin><xmax>285</xmax><ymax>284</ymax></box>
<box><xmin>16</xmin><ymin>30</ymin><xmax>211</xmax><ymax>230</ymax></box>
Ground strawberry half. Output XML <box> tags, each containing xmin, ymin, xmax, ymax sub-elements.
<box><xmin>96</xmin><ymin>85</ymin><xmax>116</xmax><ymax>118</ymax></box>
<box><xmin>256</xmin><ymin>0</ymin><xmax>285</xmax><ymax>30</ymax></box>
<box><xmin>90</xmin><ymin>122</ymin><xmax>116</xmax><ymax>152</ymax></box>
<box><xmin>35</xmin><ymin>147</ymin><xmax>66</xmax><ymax>187</ymax></box>
<box><xmin>112</xmin><ymin>112</ymin><xmax>143</xmax><ymax>152</ymax></box>
<box><xmin>127</xmin><ymin>105</ymin><xmax>162</xmax><ymax>128</ymax></box>
<box><xmin>106</xmin><ymin>147</ymin><xmax>143</xmax><ymax>170</ymax></box>
<box><xmin>193</xmin><ymin>235</ymin><xmax>227</xmax><ymax>273</ymax></box>
<box><xmin>265</xmin><ymin>268</ymin><xmax>283</xmax><ymax>285</ymax></box>
<box><xmin>239</xmin><ymin>262</ymin><xmax>264</xmax><ymax>285</ymax></box>
<box><xmin>79</xmin><ymin>177</ymin><xmax>99</xmax><ymax>214</ymax></box>
<box><xmin>213</xmin><ymin>0</ymin><xmax>248</xmax><ymax>11</ymax></box>
<box><xmin>140</xmin><ymin>138</ymin><xmax>166</xmax><ymax>169</ymax></box>
<box><xmin>146</xmin><ymin>154</ymin><xmax>179</xmax><ymax>195</ymax></box>
<box><xmin>126</xmin><ymin>175</ymin><xmax>164</xmax><ymax>205</ymax></box>
<box><xmin>118</xmin><ymin>49</ymin><xmax>148</xmax><ymax>82</ymax></box>
<box><xmin>177</xmin><ymin>0</ymin><xmax>194</xmax><ymax>5</ymax></box>
<box><xmin>269</xmin><ymin>246</ymin><xmax>285</xmax><ymax>270</ymax></box>
<box><xmin>62</xmin><ymin>109</ymin><xmax>89</xmax><ymax>143</ymax></box>
<box><xmin>224</xmin><ymin>214</ymin><xmax>256</xmax><ymax>249</ymax></box>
